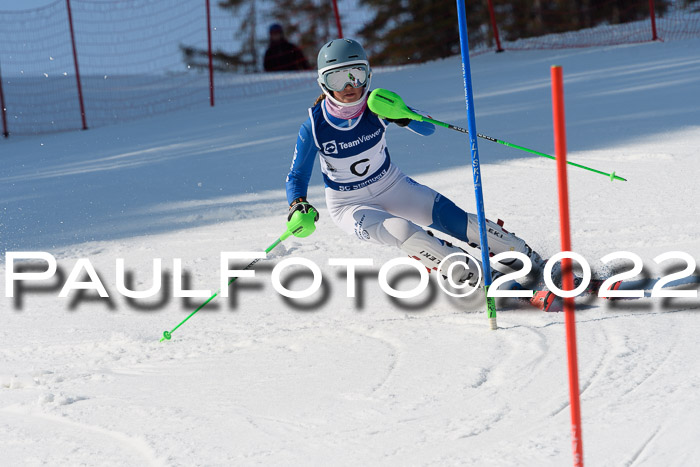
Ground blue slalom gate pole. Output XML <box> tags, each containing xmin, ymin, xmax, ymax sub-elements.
<box><xmin>455</xmin><ymin>0</ymin><xmax>498</xmax><ymax>330</ymax></box>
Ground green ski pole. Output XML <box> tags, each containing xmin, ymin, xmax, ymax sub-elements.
<box><xmin>368</xmin><ymin>88</ymin><xmax>627</xmax><ymax>182</ymax></box>
<box><xmin>159</xmin><ymin>231</ymin><xmax>289</xmax><ymax>342</ymax></box>
<box><xmin>160</xmin><ymin>206</ymin><xmax>318</xmax><ymax>342</ymax></box>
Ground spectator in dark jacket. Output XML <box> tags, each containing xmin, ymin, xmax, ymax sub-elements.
<box><xmin>263</xmin><ymin>24</ymin><xmax>312</xmax><ymax>72</ymax></box>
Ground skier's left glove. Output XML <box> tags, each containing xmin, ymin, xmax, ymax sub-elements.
<box><xmin>385</xmin><ymin>117</ymin><xmax>411</xmax><ymax>127</ymax></box>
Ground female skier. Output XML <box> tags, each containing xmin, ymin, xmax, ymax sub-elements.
<box><xmin>285</xmin><ymin>38</ymin><xmax>544</xmax><ymax>286</ymax></box>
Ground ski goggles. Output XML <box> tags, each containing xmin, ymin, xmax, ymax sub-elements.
<box><xmin>321</xmin><ymin>65</ymin><xmax>369</xmax><ymax>92</ymax></box>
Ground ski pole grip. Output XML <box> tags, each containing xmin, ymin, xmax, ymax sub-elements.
<box><xmin>368</xmin><ymin>88</ymin><xmax>424</xmax><ymax>122</ymax></box>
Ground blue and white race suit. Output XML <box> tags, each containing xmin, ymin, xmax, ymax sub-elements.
<box><xmin>285</xmin><ymin>97</ymin><xmax>534</xmax><ymax>276</ymax></box>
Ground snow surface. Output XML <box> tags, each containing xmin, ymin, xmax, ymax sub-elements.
<box><xmin>1</xmin><ymin>38</ymin><xmax>700</xmax><ymax>466</ymax></box>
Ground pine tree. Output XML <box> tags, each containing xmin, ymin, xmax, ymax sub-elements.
<box><xmin>217</xmin><ymin>0</ymin><xmax>260</xmax><ymax>72</ymax></box>
<box><xmin>182</xmin><ymin>0</ymin><xmax>332</xmax><ymax>72</ymax></box>
<box><xmin>267</xmin><ymin>0</ymin><xmax>335</xmax><ymax>67</ymax></box>
<box><xmin>181</xmin><ymin>0</ymin><xmax>262</xmax><ymax>73</ymax></box>
<box><xmin>358</xmin><ymin>0</ymin><xmax>489</xmax><ymax>66</ymax></box>
<box><xmin>587</xmin><ymin>0</ymin><xmax>670</xmax><ymax>24</ymax></box>
<box><xmin>493</xmin><ymin>0</ymin><xmax>671</xmax><ymax>42</ymax></box>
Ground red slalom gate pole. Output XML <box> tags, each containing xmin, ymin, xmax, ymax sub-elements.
<box><xmin>66</xmin><ymin>0</ymin><xmax>87</xmax><ymax>130</ymax></box>
<box><xmin>205</xmin><ymin>0</ymin><xmax>215</xmax><ymax>106</ymax></box>
<box><xmin>331</xmin><ymin>0</ymin><xmax>343</xmax><ymax>38</ymax></box>
<box><xmin>551</xmin><ymin>65</ymin><xmax>584</xmax><ymax>467</ymax></box>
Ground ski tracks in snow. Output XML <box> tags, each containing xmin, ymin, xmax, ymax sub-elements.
<box><xmin>0</xmin><ymin>333</ymin><xmax>170</xmax><ymax>465</ymax></box>
<box><xmin>0</xmin><ymin>405</ymin><xmax>165</xmax><ymax>466</ymax></box>
<box><xmin>510</xmin><ymin>308</ymin><xmax>697</xmax><ymax>466</ymax></box>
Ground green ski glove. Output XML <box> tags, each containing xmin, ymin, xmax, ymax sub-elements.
<box><xmin>287</xmin><ymin>197</ymin><xmax>319</xmax><ymax>238</ymax></box>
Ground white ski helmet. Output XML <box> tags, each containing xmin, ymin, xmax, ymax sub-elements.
<box><xmin>317</xmin><ymin>38</ymin><xmax>372</xmax><ymax>107</ymax></box>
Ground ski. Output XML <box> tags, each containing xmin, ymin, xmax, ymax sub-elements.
<box><xmin>521</xmin><ymin>279</ymin><xmax>624</xmax><ymax>312</ymax></box>
<box><xmin>583</xmin><ymin>278</ymin><xmax>623</xmax><ymax>296</ymax></box>
<box><xmin>528</xmin><ymin>290</ymin><xmax>557</xmax><ymax>311</ymax></box>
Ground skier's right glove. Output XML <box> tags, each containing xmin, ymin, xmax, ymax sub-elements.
<box><xmin>286</xmin><ymin>197</ymin><xmax>319</xmax><ymax>238</ymax></box>
<box><xmin>288</xmin><ymin>197</ymin><xmax>319</xmax><ymax>222</ymax></box>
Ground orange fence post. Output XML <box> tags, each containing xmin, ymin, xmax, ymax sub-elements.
<box><xmin>205</xmin><ymin>0</ymin><xmax>215</xmax><ymax>106</ymax></box>
<box><xmin>486</xmin><ymin>0</ymin><xmax>504</xmax><ymax>52</ymax></box>
<box><xmin>0</xmin><ymin>61</ymin><xmax>8</xmax><ymax>137</ymax></box>
<box><xmin>65</xmin><ymin>0</ymin><xmax>87</xmax><ymax>130</ymax></box>
<box><xmin>331</xmin><ymin>0</ymin><xmax>344</xmax><ymax>38</ymax></box>
<box><xmin>649</xmin><ymin>0</ymin><xmax>659</xmax><ymax>41</ymax></box>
